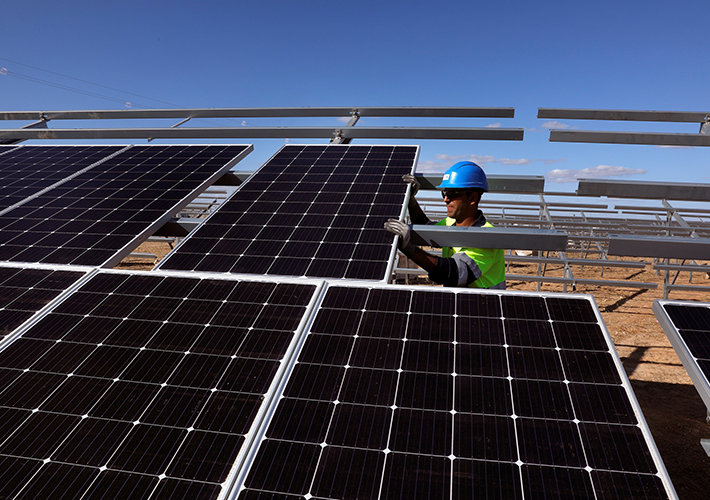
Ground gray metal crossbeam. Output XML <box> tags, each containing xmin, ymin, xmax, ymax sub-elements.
<box><xmin>0</xmin><ymin>118</ymin><xmax>48</xmax><ymax>145</ymax></box>
<box><xmin>506</xmin><ymin>274</ymin><xmax>658</xmax><ymax>289</ymax></box>
<box><xmin>0</xmin><ymin>126</ymin><xmax>523</xmax><ymax>142</ymax></box>
<box><xmin>506</xmin><ymin>255</ymin><xmax>648</xmax><ymax>268</ymax></box>
<box><xmin>550</xmin><ymin>130</ymin><xmax>710</xmax><ymax>147</ymax></box>
<box><xmin>410</xmin><ymin>225</ymin><xmax>567</xmax><ymax>251</ymax></box>
<box><xmin>0</xmin><ymin>106</ymin><xmax>516</xmax><ymax>121</ymax></box>
<box><xmin>416</xmin><ymin>174</ymin><xmax>544</xmax><ymax>193</ymax></box>
<box><xmin>608</xmin><ymin>235</ymin><xmax>710</xmax><ymax>260</ymax></box>
<box><xmin>579</xmin><ymin>179</ymin><xmax>710</xmax><ymax>201</ymax></box>
<box><xmin>538</xmin><ymin>108</ymin><xmax>710</xmax><ymax>123</ymax></box>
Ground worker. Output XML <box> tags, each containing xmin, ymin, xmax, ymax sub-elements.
<box><xmin>384</xmin><ymin>161</ymin><xmax>506</xmax><ymax>289</ymax></box>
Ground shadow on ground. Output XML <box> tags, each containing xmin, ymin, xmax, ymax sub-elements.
<box><xmin>631</xmin><ymin>380</ymin><xmax>710</xmax><ymax>500</ymax></box>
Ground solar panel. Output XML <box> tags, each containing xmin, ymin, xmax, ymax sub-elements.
<box><xmin>0</xmin><ymin>270</ymin><xmax>320</xmax><ymax>500</ymax></box>
<box><xmin>0</xmin><ymin>145</ymin><xmax>124</xmax><ymax>212</ymax></box>
<box><xmin>0</xmin><ymin>145</ymin><xmax>251</xmax><ymax>267</ymax></box>
<box><xmin>158</xmin><ymin>144</ymin><xmax>418</xmax><ymax>281</ymax></box>
<box><xmin>653</xmin><ymin>299</ymin><xmax>710</xmax><ymax>414</ymax></box>
<box><xmin>0</xmin><ymin>264</ymin><xmax>86</xmax><ymax>343</ymax></box>
<box><xmin>237</xmin><ymin>284</ymin><xmax>677</xmax><ymax>500</ymax></box>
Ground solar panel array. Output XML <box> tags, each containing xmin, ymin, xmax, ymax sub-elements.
<box><xmin>0</xmin><ymin>145</ymin><xmax>250</xmax><ymax>267</ymax></box>
<box><xmin>159</xmin><ymin>144</ymin><xmax>418</xmax><ymax>281</ymax></box>
<box><xmin>0</xmin><ymin>145</ymin><xmax>124</xmax><ymax>212</ymax></box>
<box><xmin>653</xmin><ymin>300</ymin><xmax>710</xmax><ymax>414</ymax></box>
<box><xmin>238</xmin><ymin>285</ymin><xmax>674</xmax><ymax>499</ymax></box>
<box><xmin>0</xmin><ymin>265</ymin><xmax>86</xmax><ymax>343</ymax></box>
<box><xmin>0</xmin><ymin>142</ymin><xmax>679</xmax><ymax>499</ymax></box>
<box><xmin>0</xmin><ymin>270</ymin><xmax>319</xmax><ymax>500</ymax></box>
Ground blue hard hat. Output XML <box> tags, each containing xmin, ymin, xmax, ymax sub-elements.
<box><xmin>437</xmin><ymin>161</ymin><xmax>488</xmax><ymax>191</ymax></box>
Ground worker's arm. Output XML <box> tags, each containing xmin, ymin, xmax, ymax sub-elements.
<box><xmin>428</xmin><ymin>252</ymin><xmax>485</xmax><ymax>287</ymax></box>
<box><xmin>384</xmin><ymin>219</ymin><xmax>483</xmax><ymax>287</ymax></box>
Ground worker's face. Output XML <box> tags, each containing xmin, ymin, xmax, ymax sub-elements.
<box><xmin>442</xmin><ymin>190</ymin><xmax>478</xmax><ymax>219</ymax></box>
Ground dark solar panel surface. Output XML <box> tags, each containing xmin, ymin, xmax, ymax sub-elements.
<box><xmin>160</xmin><ymin>144</ymin><xmax>418</xmax><ymax>281</ymax></box>
<box><xmin>0</xmin><ymin>266</ymin><xmax>85</xmax><ymax>342</ymax></box>
<box><xmin>0</xmin><ymin>271</ymin><xmax>317</xmax><ymax>500</ymax></box>
<box><xmin>0</xmin><ymin>145</ymin><xmax>250</xmax><ymax>267</ymax></box>
<box><xmin>655</xmin><ymin>301</ymin><xmax>710</xmax><ymax>412</ymax></box>
<box><xmin>238</xmin><ymin>286</ymin><xmax>673</xmax><ymax>500</ymax></box>
<box><xmin>0</xmin><ymin>145</ymin><xmax>124</xmax><ymax>212</ymax></box>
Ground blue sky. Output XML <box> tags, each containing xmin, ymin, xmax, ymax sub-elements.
<box><xmin>1</xmin><ymin>0</ymin><xmax>708</xmax><ymax>186</ymax></box>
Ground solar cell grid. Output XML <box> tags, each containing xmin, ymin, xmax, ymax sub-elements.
<box><xmin>0</xmin><ymin>271</ymin><xmax>319</xmax><ymax>500</ymax></box>
<box><xmin>237</xmin><ymin>285</ymin><xmax>675</xmax><ymax>500</ymax></box>
<box><xmin>0</xmin><ymin>144</ymin><xmax>251</xmax><ymax>267</ymax></box>
<box><xmin>159</xmin><ymin>144</ymin><xmax>418</xmax><ymax>281</ymax></box>
<box><xmin>0</xmin><ymin>146</ymin><xmax>124</xmax><ymax>212</ymax></box>
<box><xmin>653</xmin><ymin>300</ymin><xmax>710</xmax><ymax>416</ymax></box>
<box><xmin>0</xmin><ymin>265</ymin><xmax>85</xmax><ymax>343</ymax></box>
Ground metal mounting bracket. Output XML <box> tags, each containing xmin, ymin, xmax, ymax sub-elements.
<box><xmin>701</xmin><ymin>438</ymin><xmax>710</xmax><ymax>456</ymax></box>
<box><xmin>700</xmin><ymin>115</ymin><xmax>710</xmax><ymax>135</ymax></box>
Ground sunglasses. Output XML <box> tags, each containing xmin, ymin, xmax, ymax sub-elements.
<box><xmin>441</xmin><ymin>190</ymin><xmax>470</xmax><ymax>200</ymax></box>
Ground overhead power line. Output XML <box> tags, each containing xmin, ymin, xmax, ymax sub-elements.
<box><xmin>0</xmin><ymin>57</ymin><xmax>182</xmax><ymax>109</ymax></box>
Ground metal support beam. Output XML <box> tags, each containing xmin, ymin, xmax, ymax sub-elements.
<box><xmin>148</xmin><ymin>117</ymin><xmax>191</xmax><ymax>142</ymax></box>
<box><xmin>0</xmin><ymin>106</ymin><xmax>517</xmax><ymax>121</ymax></box>
<box><xmin>506</xmin><ymin>274</ymin><xmax>657</xmax><ymax>289</ymax></box>
<box><xmin>538</xmin><ymin>108</ymin><xmax>710</xmax><ymax>123</ymax></box>
<box><xmin>608</xmin><ymin>235</ymin><xmax>710</xmax><ymax>260</ymax></box>
<box><xmin>331</xmin><ymin>111</ymin><xmax>360</xmax><ymax>144</ymax></box>
<box><xmin>507</xmin><ymin>255</ymin><xmax>648</xmax><ymax>269</ymax></box>
<box><xmin>550</xmin><ymin>129</ymin><xmax>710</xmax><ymax>147</ymax></box>
<box><xmin>416</xmin><ymin>174</ymin><xmax>544</xmax><ymax>193</ymax></box>
<box><xmin>540</xmin><ymin>193</ymin><xmax>574</xmax><ymax>291</ymax></box>
<box><xmin>0</xmin><ymin>116</ymin><xmax>49</xmax><ymax>145</ymax></box>
<box><xmin>701</xmin><ymin>439</ymin><xmax>710</xmax><ymax>456</ymax></box>
<box><xmin>0</xmin><ymin>126</ymin><xmax>524</xmax><ymax>142</ymax></box>
<box><xmin>410</xmin><ymin>225</ymin><xmax>567</xmax><ymax>251</ymax></box>
<box><xmin>701</xmin><ymin>116</ymin><xmax>710</xmax><ymax>135</ymax></box>
<box><xmin>578</xmin><ymin>179</ymin><xmax>710</xmax><ymax>201</ymax></box>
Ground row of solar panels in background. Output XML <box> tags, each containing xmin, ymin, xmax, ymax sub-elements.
<box><xmin>0</xmin><ymin>145</ymin><xmax>251</xmax><ymax>267</ymax></box>
<box><xmin>0</xmin><ymin>265</ymin><xmax>677</xmax><ymax>499</ymax></box>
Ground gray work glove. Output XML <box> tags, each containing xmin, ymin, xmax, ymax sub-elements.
<box><xmin>402</xmin><ymin>173</ymin><xmax>420</xmax><ymax>196</ymax></box>
<box><xmin>384</xmin><ymin>218</ymin><xmax>415</xmax><ymax>257</ymax></box>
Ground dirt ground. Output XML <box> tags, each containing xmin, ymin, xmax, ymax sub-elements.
<box><xmin>119</xmin><ymin>244</ymin><xmax>710</xmax><ymax>500</ymax></box>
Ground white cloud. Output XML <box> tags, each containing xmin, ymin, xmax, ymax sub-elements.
<box><xmin>546</xmin><ymin>165</ymin><xmax>646</xmax><ymax>183</ymax></box>
<box><xmin>541</xmin><ymin>120</ymin><xmax>570</xmax><ymax>129</ymax></box>
<box><xmin>497</xmin><ymin>158</ymin><xmax>531</xmax><ymax>165</ymax></box>
<box><xmin>241</xmin><ymin>120</ymin><xmax>247</xmax><ymax>126</ymax></box>
<box><xmin>416</xmin><ymin>160</ymin><xmax>449</xmax><ymax>173</ymax></box>
<box><xmin>423</xmin><ymin>153</ymin><xmax>564</xmax><ymax>172</ymax></box>
<box><xmin>337</xmin><ymin>116</ymin><xmax>351</xmax><ymax>123</ymax></box>
<box><xmin>486</xmin><ymin>123</ymin><xmax>502</xmax><ymax>128</ymax></box>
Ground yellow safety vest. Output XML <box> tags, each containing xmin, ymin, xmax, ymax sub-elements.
<box><xmin>436</xmin><ymin>217</ymin><xmax>506</xmax><ymax>289</ymax></box>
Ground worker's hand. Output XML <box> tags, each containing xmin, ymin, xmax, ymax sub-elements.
<box><xmin>402</xmin><ymin>173</ymin><xmax>420</xmax><ymax>196</ymax></box>
<box><xmin>384</xmin><ymin>218</ymin><xmax>415</xmax><ymax>256</ymax></box>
